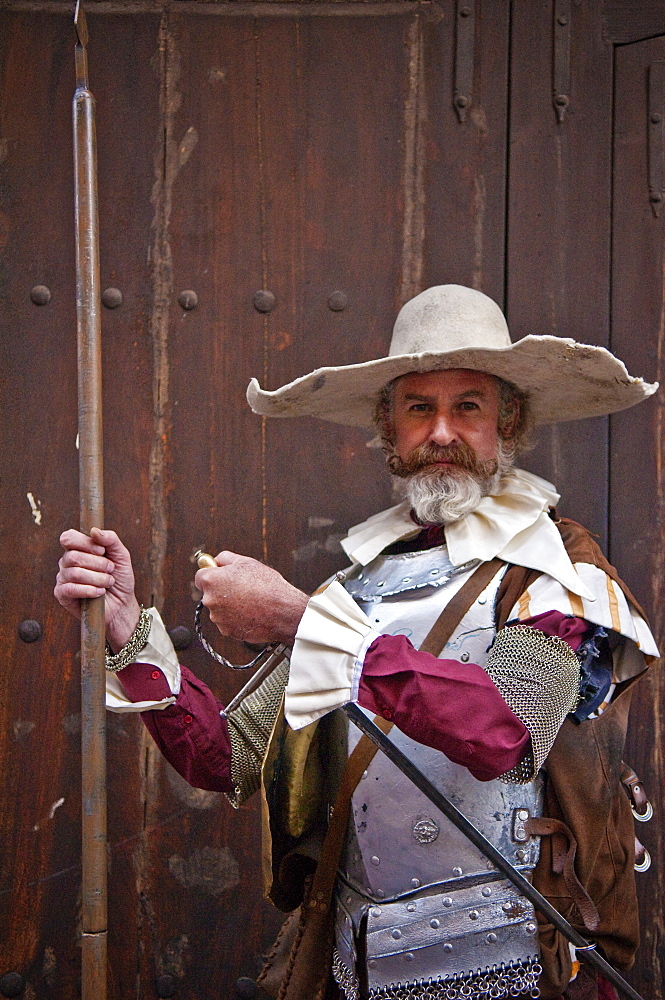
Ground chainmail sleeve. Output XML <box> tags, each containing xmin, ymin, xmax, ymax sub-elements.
<box><xmin>224</xmin><ymin>657</ymin><xmax>290</xmax><ymax>809</ymax></box>
<box><xmin>483</xmin><ymin>624</ymin><xmax>581</xmax><ymax>784</ymax></box>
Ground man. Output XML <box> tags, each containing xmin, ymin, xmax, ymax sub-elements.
<box><xmin>55</xmin><ymin>286</ymin><xmax>659</xmax><ymax>1000</ymax></box>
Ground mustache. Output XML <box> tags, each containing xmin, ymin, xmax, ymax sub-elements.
<box><xmin>389</xmin><ymin>441</ymin><xmax>499</xmax><ymax>480</ymax></box>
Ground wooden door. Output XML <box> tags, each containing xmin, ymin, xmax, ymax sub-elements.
<box><xmin>0</xmin><ymin>2</ymin><xmax>662</xmax><ymax>997</ymax></box>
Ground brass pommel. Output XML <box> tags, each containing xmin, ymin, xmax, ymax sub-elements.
<box><xmin>194</xmin><ymin>550</ymin><xmax>216</xmax><ymax>569</ymax></box>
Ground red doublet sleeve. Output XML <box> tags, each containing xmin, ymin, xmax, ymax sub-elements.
<box><xmin>357</xmin><ymin>611</ymin><xmax>588</xmax><ymax>782</ymax></box>
<box><xmin>358</xmin><ymin>636</ymin><xmax>529</xmax><ymax>781</ymax></box>
<box><xmin>116</xmin><ymin>662</ymin><xmax>233</xmax><ymax>793</ymax></box>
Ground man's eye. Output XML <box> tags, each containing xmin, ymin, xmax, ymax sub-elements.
<box><xmin>459</xmin><ymin>401</ymin><xmax>480</xmax><ymax>411</ymax></box>
<box><xmin>408</xmin><ymin>403</ymin><xmax>430</xmax><ymax>412</ymax></box>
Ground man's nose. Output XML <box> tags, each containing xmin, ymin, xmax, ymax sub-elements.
<box><xmin>427</xmin><ymin>413</ymin><xmax>457</xmax><ymax>446</ymax></box>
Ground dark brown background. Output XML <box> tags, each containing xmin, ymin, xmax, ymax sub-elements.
<box><xmin>0</xmin><ymin>1</ymin><xmax>663</xmax><ymax>997</ymax></box>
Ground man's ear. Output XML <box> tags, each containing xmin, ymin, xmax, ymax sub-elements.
<box><xmin>500</xmin><ymin>399</ymin><xmax>520</xmax><ymax>440</ymax></box>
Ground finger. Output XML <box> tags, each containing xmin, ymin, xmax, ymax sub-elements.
<box><xmin>59</xmin><ymin>565</ymin><xmax>115</xmax><ymax>589</ymax></box>
<box><xmin>213</xmin><ymin>550</ymin><xmax>243</xmax><ymax>567</ymax></box>
<box><xmin>60</xmin><ymin>528</ymin><xmax>106</xmax><ymax>556</ymax></box>
<box><xmin>56</xmin><ymin>581</ymin><xmax>107</xmax><ymax>601</ymax></box>
<box><xmin>89</xmin><ymin>527</ymin><xmax>128</xmax><ymax>560</ymax></box>
<box><xmin>60</xmin><ymin>550</ymin><xmax>115</xmax><ymax>573</ymax></box>
<box><xmin>195</xmin><ymin>566</ymin><xmax>223</xmax><ymax>592</ymax></box>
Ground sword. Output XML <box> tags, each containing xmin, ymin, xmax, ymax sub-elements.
<box><xmin>344</xmin><ymin>703</ymin><xmax>645</xmax><ymax>1000</ymax></box>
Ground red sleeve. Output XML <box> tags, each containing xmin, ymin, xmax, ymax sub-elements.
<box><xmin>115</xmin><ymin>662</ymin><xmax>233</xmax><ymax>793</ymax></box>
<box><xmin>357</xmin><ymin>612</ymin><xmax>587</xmax><ymax>782</ymax></box>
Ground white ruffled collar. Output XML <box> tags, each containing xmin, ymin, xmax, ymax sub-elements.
<box><xmin>340</xmin><ymin>467</ymin><xmax>593</xmax><ymax>599</ymax></box>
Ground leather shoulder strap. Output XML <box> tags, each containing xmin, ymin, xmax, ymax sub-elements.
<box><xmin>419</xmin><ymin>557</ymin><xmax>504</xmax><ymax>656</ymax></box>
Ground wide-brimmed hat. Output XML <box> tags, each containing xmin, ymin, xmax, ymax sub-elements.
<box><xmin>246</xmin><ymin>285</ymin><xmax>658</xmax><ymax>428</ymax></box>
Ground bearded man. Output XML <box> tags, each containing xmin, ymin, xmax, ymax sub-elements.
<box><xmin>55</xmin><ymin>286</ymin><xmax>659</xmax><ymax>1000</ymax></box>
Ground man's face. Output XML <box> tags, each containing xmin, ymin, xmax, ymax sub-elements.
<box><xmin>392</xmin><ymin>368</ymin><xmax>501</xmax><ymax>468</ymax></box>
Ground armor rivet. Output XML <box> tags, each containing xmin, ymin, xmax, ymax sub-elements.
<box><xmin>430</xmin><ymin>569</ymin><xmax>439</xmax><ymax>575</ymax></box>
<box><xmin>518</xmin><ymin>809</ymin><xmax>529</xmax><ymax>821</ymax></box>
<box><xmin>410</xmin><ymin>878</ymin><xmax>421</xmax><ymax>889</ymax></box>
<box><xmin>526</xmin><ymin>922</ymin><xmax>537</xmax><ymax>935</ymax></box>
<box><xmin>377</xmin><ymin>581</ymin><xmax>385</xmax><ymax>587</ymax></box>
<box><xmin>460</xmin><ymin>652</ymin><xmax>470</xmax><ymax>663</ymax></box>
<box><xmin>486</xmin><ymin>933</ymin><xmax>498</xmax><ymax>944</ymax></box>
<box><xmin>452</xmin><ymin>867</ymin><xmax>463</xmax><ymax>876</ymax></box>
<box><xmin>391</xmin><ymin>929</ymin><xmax>402</xmax><ymax>940</ymax></box>
<box><xmin>481</xmin><ymin>887</ymin><xmax>492</xmax><ymax>897</ymax></box>
<box><xmin>402</xmin><ymin>577</ymin><xmax>412</xmax><ymax>583</ymax></box>
<box><xmin>362</xmin><ymin>771</ymin><xmax>368</xmax><ymax>780</ymax></box>
<box><xmin>443</xmin><ymin>897</ymin><xmax>453</xmax><ymax>907</ymax></box>
<box><xmin>443</xmin><ymin>943</ymin><xmax>453</xmax><ymax>953</ymax></box>
<box><xmin>376</xmin><ymin>889</ymin><xmax>386</xmax><ymax>899</ymax></box>
<box><xmin>430</xmin><ymin>918</ymin><xmax>440</xmax><ymax>929</ymax></box>
<box><xmin>371</xmin><ymin>907</ymin><xmax>382</xmax><ymax>918</ymax></box>
<box><xmin>371</xmin><ymin>856</ymin><xmax>380</xmax><ymax>866</ymax></box>
<box><xmin>405</xmin><ymin>953</ymin><xmax>414</xmax><ymax>962</ymax></box>
<box><xmin>515</xmin><ymin>849</ymin><xmax>527</xmax><ymax>861</ymax></box>
<box><xmin>469</xmin><ymin>910</ymin><xmax>479</xmax><ymax>920</ymax></box>
<box><xmin>368</xmin><ymin>960</ymin><xmax>377</xmax><ymax>969</ymax></box>
<box><xmin>502</xmin><ymin>902</ymin><xmax>512</xmax><ymax>913</ymax></box>
<box><xmin>406</xmin><ymin>903</ymin><xmax>416</xmax><ymax>912</ymax></box>
<box><xmin>477</xmin><ymin>596</ymin><xmax>487</xmax><ymax>605</ymax></box>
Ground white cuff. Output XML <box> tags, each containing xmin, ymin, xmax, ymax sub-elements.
<box><xmin>285</xmin><ymin>580</ymin><xmax>380</xmax><ymax>730</ymax></box>
<box><xmin>105</xmin><ymin>607</ymin><xmax>181</xmax><ymax>714</ymax></box>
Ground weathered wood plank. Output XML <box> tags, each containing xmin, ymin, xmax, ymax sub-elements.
<box><xmin>422</xmin><ymin>0</ymin><xmax>510</xmax><ymax>305</ymax></box>
<box><xmin>0</xmin><ymin>10</ymin><xmax>159</xmax><ymax>997</ymax></box>
<box><xmin>611</xmin><ymin>37</ymin><xmax>665</xmax><ymax>1000</ymax></box>
<box><xmin>507</xmin><ymin>0</ymin><xmax>613</xmax><ymax>547</ymax></box>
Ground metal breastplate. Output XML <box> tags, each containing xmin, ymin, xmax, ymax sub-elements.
<box><xmin>333</xmin><ymin>549</ymin><xmax>543</xmax><ymax>1000</ymax></box>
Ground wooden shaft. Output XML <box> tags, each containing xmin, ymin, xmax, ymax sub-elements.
<box><xmin>73</xmin><ymin>22</ymin><xmax>107</xmax><ymax>999</ymax></box>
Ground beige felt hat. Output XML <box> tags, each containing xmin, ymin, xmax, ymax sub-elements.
<box><xmin>246</xmin><ymin>285</ymin><xmax>658</xmax><ymax>429</ymax></box>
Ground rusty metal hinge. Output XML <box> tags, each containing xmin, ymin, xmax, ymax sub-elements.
<box><xmin>648</xmin><ymin>62</ymin><xmax>665</xmax><ymax>218</ymax></box>
<box><xmin>453</xmin><ymin>0</ymin><xmax>475</xmax><ymax>122</ymax></box>
<box><xmin>553</xmin><ymin>0</ymin><xmax>571</xmax><ymax>124</ymax></box>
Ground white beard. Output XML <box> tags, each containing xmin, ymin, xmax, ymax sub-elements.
<box><xmin>401</xmin><ymin>440</ymin><xmax>514</xmax><ymax>525</ymax></box>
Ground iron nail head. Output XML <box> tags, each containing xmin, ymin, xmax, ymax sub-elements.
<box><xmin>253</xmin><ymin>289</ymin><xmax>276</xmax><ymax>313</ymax></box>
<box><xmin>178</xmin><ymin>290</ymin><xmax>198</xmax><ymax>311</ymax></box>
<box><xmin>30</xmin><ymin>285</ymin><xmax>51</xmax><ymax>306</ymax></box>
<box><xmin>102</xmin><ymin>287</ymin><xmax>123</xmax><ymax>309</ymax></box>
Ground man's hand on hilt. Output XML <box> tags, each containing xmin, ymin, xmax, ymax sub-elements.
<box><xmin>194</xmin><ymin>551</ymin><xmax>309</xmax><ymax>646</ymax></box>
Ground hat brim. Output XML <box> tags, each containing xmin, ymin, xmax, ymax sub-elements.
<box><xmin>246</xmin><ymin>335</ymin><xmax>658</xmax><ymax>429</ymax></box>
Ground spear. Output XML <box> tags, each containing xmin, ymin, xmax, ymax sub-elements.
<box><xmin>73</xmin><ymin>3</ymin><xmax>107</xmax><ymax>997</ymax></box>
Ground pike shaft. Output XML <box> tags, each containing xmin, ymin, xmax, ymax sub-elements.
<box><xmin>344</xmin><ymin>704</ymin><xmax>645</xmax><ymax>1000</ymax></box>
<box><xmin>74</xmin><ymin>22</ymin><xmax>107</xmax><ymax>999</ymax></box>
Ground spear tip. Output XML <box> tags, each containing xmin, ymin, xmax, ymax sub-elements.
<box><xmin>74</xmin><ymin>1</ymin><xmax>89</xmax><ymax>48</ymax></box>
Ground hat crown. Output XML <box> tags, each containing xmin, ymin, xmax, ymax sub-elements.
<box><xmin>389</xmin><ymin>285</ymin><xmax>511</xmax><ymax>356</ymax></box>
